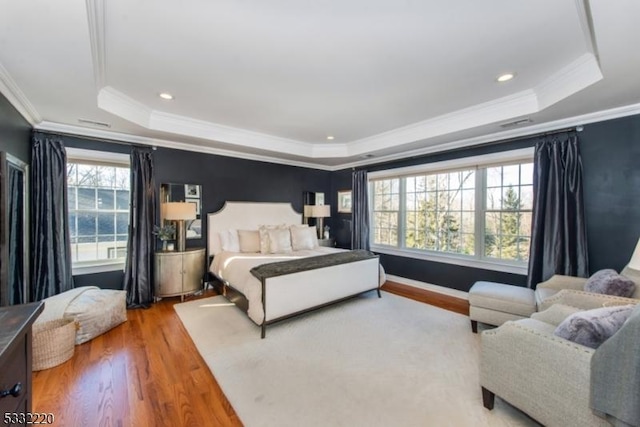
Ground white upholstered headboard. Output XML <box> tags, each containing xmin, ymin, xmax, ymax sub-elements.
<box><xmin>207</xmin><ymin>202</ymin><xmax>302</xmax><ymax>255</ymax></box>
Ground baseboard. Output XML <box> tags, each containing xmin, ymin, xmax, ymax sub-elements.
<box><xmin>385</xmin><ymin>274</ymin><xmax>469</xmax><ymax>301</ymax></box>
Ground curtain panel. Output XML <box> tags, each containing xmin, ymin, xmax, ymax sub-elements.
<box><xmin>123</xmin><ymin>147</ymin><xmax>156</xmax><ymax>308</ymax></box>
<box><xmin>527</xmin><ymin>132</ymin><xmax>589</xmax><ymax>288</ymax></box>
<box><xmin>351</xmin><ymin>170</ymin><xmax>370</xmax><ymax>250</ymax></box>
<box><xmin>31</xmin><ymin>135</ymin><xmax>74</xmax><ymax>301</ymax></box>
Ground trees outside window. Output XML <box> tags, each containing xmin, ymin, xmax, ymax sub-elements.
<box><xmin>370</xmin><ymin>158</ymin><xmax>533</xmax><ymax>266</ymax></box>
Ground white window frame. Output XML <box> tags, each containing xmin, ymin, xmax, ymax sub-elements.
<box><xmin>369</xmin><ymin>148</ymin><xmax>534</xmax><ymax>275</ymax></box>
<box><xmin>66</xmin><ymin>148</ymin><xmax>131</xmax><ymax>275</ymax></box>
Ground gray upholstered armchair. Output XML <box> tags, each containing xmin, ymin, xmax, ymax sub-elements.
<box><xmin>536</xmin><ymin>265</ymin><xmax>640</xmax><ymax>311</ymax></box>
<box><xmin>480</xmin><ymin>303</ymin><xmax>640</xmax><ymax>427</ymax></box>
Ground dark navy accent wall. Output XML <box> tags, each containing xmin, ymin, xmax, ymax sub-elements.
<box><xmin>0</xmin><ymin>93</ymin><xmax>31</xmax><ymax>163</ymax></box>
<box><xmin>331</xmin><ymin>169</ymin><xmax>353</xmax><ymax>249</ymax></box>
<box><xmin>332</xmin><ymin>114</ymin><xmax>640</xmax><ymax>292</ymax></box>
<box><xmin>153</xmin><ymin>146</ymin><xmax>332</xmax><ymax>253</ymax></box>
<box><xmin>580</xmin><ymin>115</ymin><xmax>640</xmax><ymax>273</ymax></box>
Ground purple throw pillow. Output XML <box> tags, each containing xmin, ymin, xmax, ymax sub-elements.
<box><xmin>584</xmin><ymin>269</ymin><xmax>636</xmax><ymax>298</ymax></box>
<box><xmin>554</xmin><ymin>304</ymin><xmax>635</xmax><ymax>349</ymax></box>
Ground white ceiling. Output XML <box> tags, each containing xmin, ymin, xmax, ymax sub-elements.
<box><xmin>1</xmin><ymin>0</ymin><xmax>639</xmax><ymax>170</ymax></box>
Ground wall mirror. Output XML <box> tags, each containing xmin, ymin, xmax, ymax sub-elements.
<box><xmin>0</xmin><ymin>152</ymin><xmax>29</xmax><ymax>306</ymax></box>
<box><xmin>160</xmin><ymin>183</ymin><xmax>202</xmax><ymax>239</ymax></box>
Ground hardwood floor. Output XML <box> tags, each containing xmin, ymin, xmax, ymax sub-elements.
<box><xmin>32</xmin><ymin>283</ymin><xmax>467</xmax><ymax>427</ymax></box>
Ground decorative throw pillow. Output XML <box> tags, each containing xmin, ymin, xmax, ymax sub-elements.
<box><xmin>290</xmin><ymin>226</ymin><xmax>317</xmax><ymax>251</ymax></box>
<box><xmin>258</xmin><ymin>224</ymin><xmax>287</xmax><ymax>254</ymax></box>
<box><xmin>584</xmin><ymin>269</ymin><xmax>636</xmax><ymax>298</ymax></box>
<box><xmin>238</xmin><ymin>230</ymin><xmax>260</xmax><ymax>253</ymax></box>
<box><xmin>554</xmin><ymin>304</ymin><xmax>635</xmax><ymax>349</ymax></box>
<box><xmin>267</xmin><ymin>228</ymin><xmax>293</xmax><ymax>254</ymax></box>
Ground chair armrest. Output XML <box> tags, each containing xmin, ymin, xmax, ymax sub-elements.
<box><xmin>531</xmin><ymin>304</ymin><xmax>582</xmax><ymax>326</ymax></box>
<box><xmin>481</xmin><ymin>319</ymin><xmax>597</xmax><ymax>427</ymax></box>
<box><xmin>538</xmin><ymin>289</ymin><xmax>640</xmax><ymax>312</ymax></box>
<box><xmin>536</xmin><ymin>274</ymin><xmax>587</xmax><ymax>291</ymax></box>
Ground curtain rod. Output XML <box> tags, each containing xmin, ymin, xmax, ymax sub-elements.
<box><xmin>36</xmin><ymin>130</ymin><xmax>156</xmax><ymax>150</ymax></box>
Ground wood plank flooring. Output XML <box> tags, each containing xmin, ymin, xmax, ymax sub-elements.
<box><xmin>32</xmin><ymin>282</ymin><xmax>467</xmax><ymax>427</ymax></box>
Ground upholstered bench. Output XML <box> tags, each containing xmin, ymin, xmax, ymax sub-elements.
<box><xmin>469</xmin><ymin>281</ymin><xmax>536</xmax><ymax>333</ymax></box>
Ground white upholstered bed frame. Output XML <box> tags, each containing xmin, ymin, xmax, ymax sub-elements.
<box><xmin>207</xmin><ymin>202</ymin><xmax>381</xmax><ymax>337</ymax></box>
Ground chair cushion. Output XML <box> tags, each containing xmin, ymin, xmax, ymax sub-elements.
<box><xmin>469</xmin><ymin>281</ymin><xmax>536</xmax><ymax>317</ymax></box>
<box><xmin>554</xmin><ymin>304</ymin><xmax>635</xmax><ymax>349</ymax></box>
<box><xmin>584</xmin><ymin>269</ymin><xmax>636</xmax><ymax>298</ymax></box>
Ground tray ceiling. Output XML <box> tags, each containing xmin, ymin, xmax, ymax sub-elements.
<box><xmin>1</xmin><ymin>0</ymin><xmax>639</xmax><ymax>169</ymax></box>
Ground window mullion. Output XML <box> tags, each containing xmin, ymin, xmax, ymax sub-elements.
<box><xmin>475</xmin><ymin>169</ymin><xmax>485</xmax><ymax>260</ymax></box>
<box><xmin>398</xmin><ymin>178</ymin><xmax>406</xmax><ymax>248</ymax></box>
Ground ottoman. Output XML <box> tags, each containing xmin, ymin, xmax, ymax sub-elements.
<box><xmin>469</xmin><ymin>281</ymin><xmax>536</xmax><ymax>333</ymax></box>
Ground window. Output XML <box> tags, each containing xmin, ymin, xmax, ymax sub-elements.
<box><xmin>67</xmin><ymin>155</ymin><xmax>130</xmax><ymax>270</ymax></box>
<box><xmin>369</xmin><ymin>148</ymin><xmax>534</xmax><ymax>273</ymax></box>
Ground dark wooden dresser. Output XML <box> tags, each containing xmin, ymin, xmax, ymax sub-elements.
<box><xmin>0</xmin><ymin>302</ymin><xmax>43</xmax><ymax>426</ymax></box>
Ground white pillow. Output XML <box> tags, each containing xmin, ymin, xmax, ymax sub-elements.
<box><xmin>219</xmin><ymin>229</ymin><xmax>240</xmax><ymax>252</ymax></box>
<box><xmin>258</xmin><ymin>224</ymin><xmax>287</xmax><ymax>254</ymax></box>
<box><xmin>290</xmin><ymin>226</ymin><xmax>318</xmax><ymax>251</ymax></box>
<box><xmin>268</xmin><ymin>228</ymin><xmax>293</xmax><ymax>253</ymax></box>
<box><xmin>238</xmin><ymin>230</ymin><xmax>260</xmax><ymax>253</ymax></box>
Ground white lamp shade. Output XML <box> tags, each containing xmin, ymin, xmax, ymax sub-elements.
<box><xmin>628</xmin><ymin>237</ymin><xmax>640</xmax><ymax>270</ymax></box>
<box><xmin>304</xmin><ymin>205</ymin><xmax>314</xmax><ymax>216</ymax></box>
<box><xmin>163</xmin><ymin>202</ymin><xmax>196</xmax><ymax>220</ymax></box>
<box><xmin>310</xmin><ymin>204</ymin><xmax>331</xmax><ymax>218</ymax></box>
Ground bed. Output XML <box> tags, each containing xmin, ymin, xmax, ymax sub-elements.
<box><xmin>208</xmin><ymin>202</ymin><xmax>383</xmax><ymax>337</ymax></box>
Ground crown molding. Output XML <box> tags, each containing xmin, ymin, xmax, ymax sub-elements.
<box><xmin>535</xmin><ymin>53</ymin><xmax>602</xmax><ymax>110</ymax></box>
<box><xmin>33</xmin><ymin>100</ymin><xmax>640</xmax><ymax>172</ymax></box>
<box><xmin>150</xmin><ymin>110</ymin><xmax>320</xmax><ymax>157</ymax></box>
<box><xmin>33</xmin><ymin>121</ymin><xmax>334</xmax><ymax>171</ymax></box>
<box><xmin>335</xmin><ymin>101</ymin><xmax>640</xmax><ymax>170</ymax></box>
<box><xmin>0</xmin><ymin>62</ymin><xmax>41</xmax><ymax>125</ymax></box>
<box><xmin>347</xmin><ymin>90</ymin><xmax>539</xmax><ymax>157</ymax></box>
<box><xmin>85</xmin><ymin>0</ymin><xmax>107</xmax><ymax>90</ymax></box>
<box><xmin>98</xmin><ymin>86</ymin><xmax>152</xmax><ymax>127</ymax></box>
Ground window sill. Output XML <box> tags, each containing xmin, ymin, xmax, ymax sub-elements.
<box><xmin>72</xmin><ymin>261</ymin><xmax>126</xmax><ymax>276</ymax></box>
<box><xmin>370</xmin><ymin>245</ymin><xmax>528</xmax><ymax>275</ymax></box>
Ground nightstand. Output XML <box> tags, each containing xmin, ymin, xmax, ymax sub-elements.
<box><xmin>318</xmin><ymin>238</ymin><xmax>335</xmax><ymax>247</ymax></box>
<box><xmin>154</xmin><ymin>248</ymin><xmax>205</xmax><ymax>302</ymax></box>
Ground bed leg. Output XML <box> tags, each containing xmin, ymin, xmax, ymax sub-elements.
<box><xmin>377</xmin><ymin>288</ymin><xmax>382</xmax><ymax>298</ymax></box>
<box><xmin>261</xmin><ymin>324</ymin><xmax>266</xmax><ymax>339</ymax></box>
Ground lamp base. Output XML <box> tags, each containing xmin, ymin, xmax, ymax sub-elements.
<box><xmin>316</xmin><ymin>218</ymin><xmax>324</xmax><ymax>239</ymax></box>
<box><xmin>176</xmin><ymin>220</ymin><xmax>187</xmax><ymax>252</ymax></box>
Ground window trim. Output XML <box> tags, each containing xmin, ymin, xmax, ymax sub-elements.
<box><xmin>66</xmin><ymin>148</ymin><xmax>131</xmax><ymax>275</ymax></box>
<box><xmin>369</xmin><ymin>147</ymin><xmax>534</xmax><ymax>275</ymax></box>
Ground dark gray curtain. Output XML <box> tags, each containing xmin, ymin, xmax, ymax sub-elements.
<box><xmin>351</xmin><ymin>170</ymin><xmax>370</xmax><ymax>250</ymax></box>
<box><xmin>527</xmin><ymin>132</ymin><xmax>589</xmax><ymax>288</ymax></box>
<box><xmin>31</xmin><ymin>135</ymin><xmax>74</xmax><ymax>301</ymax></box>
<box><xmin>8</xmin><ymin>166</ymin><xmax>24</xmax><ymax>304</ymax></box>
<box><xmin>123</xmin><ymin>147</ymin><xmax>156</xmax><ymax>308</ymax></box>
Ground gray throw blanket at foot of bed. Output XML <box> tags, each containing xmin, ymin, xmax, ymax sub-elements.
<box><xmin>250</xmin><ymin>250</ymin><xmax>378</xmax><ymax>281</ymax></box>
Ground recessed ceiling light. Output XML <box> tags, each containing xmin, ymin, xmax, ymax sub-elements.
<box><xmin>326</xmin><ymin>136</ymin><xmax>334</xmax><ymax>140</ymax></box>
<box><xmin>159</xmin><ymin>92</ymin><xmax>174</xmax><ymax>100</ymax></box>
<box><xmin>496</xmin><ymin>73</ymin><xmax>515</xmax><ymax>83</ymax></box>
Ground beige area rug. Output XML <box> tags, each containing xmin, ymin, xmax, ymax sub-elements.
<box><xmin>174</xmin><ymin>292</ymin><xmax>540</xmax><ymax>427</ymax></box>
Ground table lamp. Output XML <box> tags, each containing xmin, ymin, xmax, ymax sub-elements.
<box><xmin>310</xmin><ymin>205</ymin><xmax>331</xmax><ymax>239</ymax></box>
<box><xmin>163</xmin><ymin>202</ymin><xmax>197</xmax><ymax>252</ymax></box>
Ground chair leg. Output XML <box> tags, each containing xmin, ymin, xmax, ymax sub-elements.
<box><xmin>482</xmin><ymin>387</ymin><xmax>495</xmax><ymax>410</ymax></box>
<box><xmin>471</xmin><ymin>319</ymin><xmax>478</xmax><ymax>333</ymax></box>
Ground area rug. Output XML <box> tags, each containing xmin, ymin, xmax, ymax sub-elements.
<box><xmin>174</xmin><ymin>292</ymin><xmax>539</xmax><ymax>427</ymax></box>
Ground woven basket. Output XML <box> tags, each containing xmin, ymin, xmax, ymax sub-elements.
<box><xmin>32</xmin><ymin>318</ymin><xmax>76</xmax><ymax>371</ymax></box>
